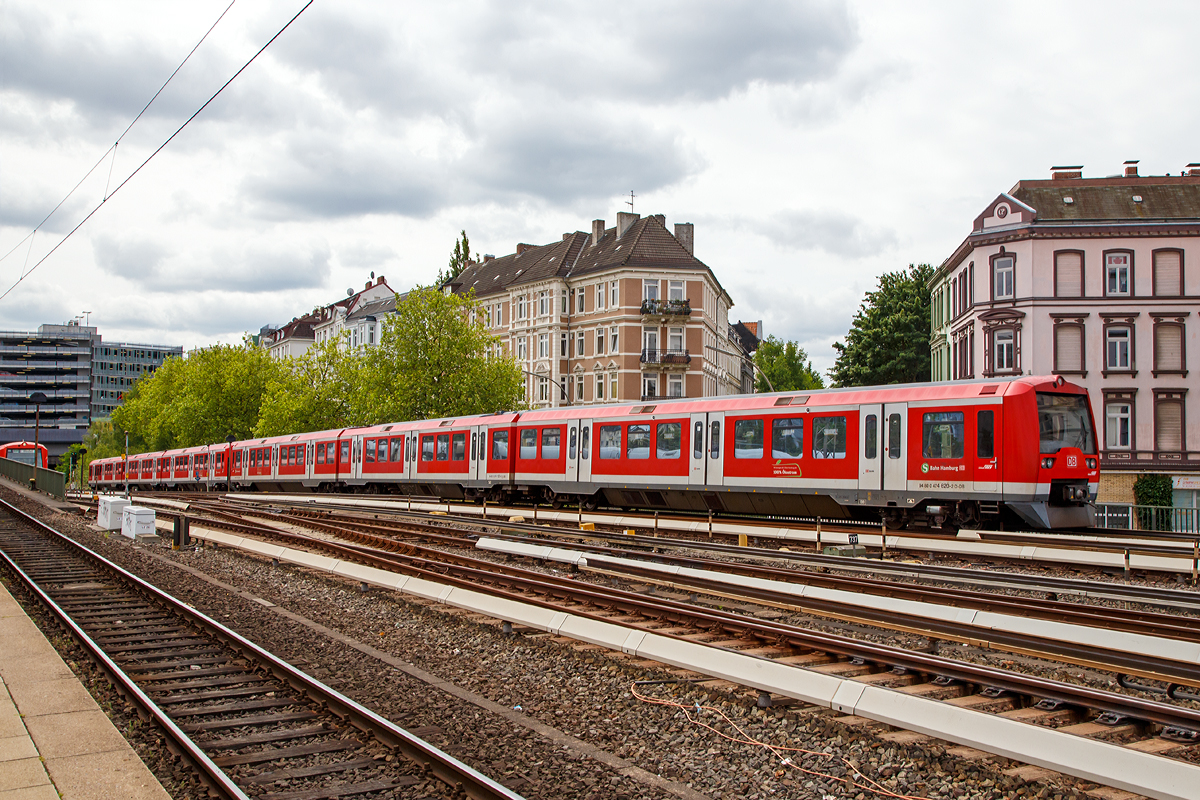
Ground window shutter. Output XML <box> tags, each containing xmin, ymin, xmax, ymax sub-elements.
<box><xmin>1155</xmin><ymin>324</ymin><xmax>1183</xmax><ymax>371</ymax></box>
<box><xmin>1055</xmin><ymin>325</ymin><xmax>1082</xmax><ymax>372</ymax></box>
<box><xmin>1155</xmin><ymin>401</ymin><xmax>1183</xmax><ymax>451</ymax></box>
<box><xmin>1154</xmin><ymin>251</ymin><xmax>1182</xmax><ymax>296</ymax></box>
<box><xmin>1055</xmin><ymin>253</ymin><xmax>1083</xmax><ymax>297</ymax></box>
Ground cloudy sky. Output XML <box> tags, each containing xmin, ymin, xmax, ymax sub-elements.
<box><xmin>2</xmin><ymin>1</ymin><xmax>1198</xmax><ymax>374</ymax></box>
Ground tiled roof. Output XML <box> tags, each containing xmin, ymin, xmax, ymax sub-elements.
<box><xmin>1011</xmin><ymin>176</ymin><xmax>1200</xmax><ymax>222</ymax></box>
<box><xmin>348</xmin><ymin>295</ymin><xmax>398</xmax><ymax>320</ymax></box>
<box><xmin>449</xmin><ymin>215</ymin><xmax>710</xmax><ymax>299</ymax></box>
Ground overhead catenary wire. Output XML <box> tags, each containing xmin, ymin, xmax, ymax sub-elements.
<box><xmin>0</xmin><ymin>0</ymin><xmax>238</xmax><ymax>267</ymax></box>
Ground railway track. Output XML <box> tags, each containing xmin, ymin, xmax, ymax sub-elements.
<box><xmin>163</xmin><ymin>501</ymin><xmax>1200</xmax><ymax>756</ymax></box>
<box><xmin>0</xmin><ymin>498</ymin><xmax>523</xmax><ymax>800</ymax></box>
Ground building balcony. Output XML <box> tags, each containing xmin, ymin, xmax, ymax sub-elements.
<box><xmin>640</xmin><ymin>393</ymin><xmax>686</xmax><ymax>402</ymax></box>
<box><xmin>640</xmin><ymin>298</ymin><xmax>692</xmax><ymax>318</ymax></box>
<box><xmin>639</xmin><ymin>348</ymin><xmax>691</xmax><ymax>368</ymax></box>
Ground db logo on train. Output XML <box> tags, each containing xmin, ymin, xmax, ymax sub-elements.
<box><xmin>1067</xmin><ymin>455</ymin><xmax>1077</xmax><ymax>467</ymax></box>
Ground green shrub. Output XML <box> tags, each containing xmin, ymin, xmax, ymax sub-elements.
<box><xmin>1132</xmin><ymin>473</ymin><xmax>1174</xmax><ymax>531</ymax></box>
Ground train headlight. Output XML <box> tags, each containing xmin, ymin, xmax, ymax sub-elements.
<box><xmin>1041</xmin><ymin>457</ymin><xmax>1055</xmax><ymax>469</ymax></box>
<box><xmin>1085</xmin><ymin>458</ymin><xmax>1097</xmax><ymax>469</ymax></box>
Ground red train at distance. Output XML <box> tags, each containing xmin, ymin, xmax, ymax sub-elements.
<box><xmin>89</xmin><ymin>375</ymin><xmax>1099</xmax><ymax>530</ymax></box>
<box><xmin>0</xmin><ymin>441</ymin><xmax>49</xmax><ymax>469</ymax></box>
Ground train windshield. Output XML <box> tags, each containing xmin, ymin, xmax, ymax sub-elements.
<box><xmin>5</xmin><ymin>447</ymin><xmax>37</xmax><ymax>466</ymax></box>
<box><xmin>1036</xmin><ymin>392</ymin><xmax>1096</xmax><ymax>454</ymax></box>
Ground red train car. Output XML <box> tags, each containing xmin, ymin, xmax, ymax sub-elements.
<box><xmin>0</xmin><ymin>441</ymin><xmax>48</xmax><ymax>469</ymax></box>
<box><xmin>88</xmin><ymin>376</ymin><xmax>1098</xmax><ymax>529</ymax></box>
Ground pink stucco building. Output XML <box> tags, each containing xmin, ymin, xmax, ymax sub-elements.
<box><xmin>930</xmin><ymin>162</ymin><xmax>1200</xmax><ymax>504</ymax></box>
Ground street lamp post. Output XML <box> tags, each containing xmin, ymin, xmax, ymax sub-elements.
<box><xmin>29</xmin><ymin>391</ymin><xmax>48</xmax><ymax>488</ymax></box>
<box><xmin>124</xmin><ymin>430</ymin><xmax>130</xmax><ymax>499</ymax></box>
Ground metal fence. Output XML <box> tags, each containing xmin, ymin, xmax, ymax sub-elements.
<box><xmin>0</xmin><ymin>455</ymin><xmax>66</xmax><ymax>499</ymax></box>
<box><xmin>1095</xmin><ymin>503</ymin><xmax>1200</xmax><ymax>532</ymax></box>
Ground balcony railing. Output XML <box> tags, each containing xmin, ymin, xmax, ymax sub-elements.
<box><xmin>641</xmin><ymin>393</ymin><xmax>686</xmax><ymax>402</ymax></box>
<box><xmin>639</xmin><ymin>348</ymin><xmax>691</xmax><ymax>365</ymax></box>
<box><xmin>640</xmin><ymin>298</ymin><xmax>691</xmax><ymax>317</ymax></box>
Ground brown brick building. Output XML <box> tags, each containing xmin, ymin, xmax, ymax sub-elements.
<box><xmin>445</xmin><ymin>212</ymin><xmax>757</xmax><ymax>407</ymax></box>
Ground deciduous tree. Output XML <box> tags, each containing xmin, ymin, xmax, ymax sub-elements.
<box><xmin>753</xmin><ymin>335</ymin><xmax>824</xmax><ymax>393</ymax></box>
<box><xmin>255</xmin><ymin>338</ymin><xmax>360</xmax><ymax>436</ymax></box>
<box><xmin>437</xmin><ymin>229</ymin><xmax>472</xmax><ymax>285</ymax></box>
<box><xmin>829</xmin><ymin>264</ymin><xmax>934</xmax><ymax>387</ymax></box>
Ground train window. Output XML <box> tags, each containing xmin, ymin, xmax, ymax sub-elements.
<box><xmin>491</xmin><ymin>430</ymin><xmax>509</xmax><ymax>460</ymax></box>
<box><xmin>628</xmin><ymin>424</ymin><xmax>651</xmax><ymax>459</ymax></box>
<box><xmin>599</xmin><ymin>425</ymin><xmax>622</xmax><ymax>459</ymax></box>
<box><xmin>710</xmin><ymin>421</ymin><xmax>721</xmax><ymax>459</ymax></box>
<box><xmin>341</xmin><ymin>441</ymin><xmax>350</xmax><ymax>463</ymax></box>
<box><xmin>864</xmin><ymin>415</ymin><xmax>877</xmax><ymax>459</ymax></box>
<box><xmin>316</xmin><ymin>444</ymin><xmax>325</xmax><ymax>464</ymax></box>
<box><xmin>772</xmin><ymin>418</ymin><xmax>805</xmax><ymax>459</ymax></box>
<box><xmin>436</xmin><ymin>434</ymin><xmax>450</xmax><ymax>461</ymax></box>
<box><xmin>694</xmin><ymin>422</ymin><xmax>703</xmax><ymax>459</ymax></box>
<box><xmin>470</xmin><ymin>433</ymin><xmax>477</xmax><ymax>461</ymax></box>
<box><xmin>734</xmin><ymin>419</ymin><xmax>765</xmax><ymax>459</ymax></box>
<box><xmin>581</xmin><ymin>426</ymin><xmax>590</xmax><ymax>459</ymax></box>
<box><xmin>542</xmin><ymin>428</ymin><xmax>560</xmax><ymax>460</ymax></box>
<box><xmin>365</xmin><ymin>439</ymin><xmax>376</xmax><ymax>463</ymax></box>
<box><xmin>392</xmin><ymin>437</ymin><xmax>404</xmax><ymax>462</ymax></box>
<box><xmin>251</xmin><ymin>451</ymin><xmax>257</xmax><ymax>467</ymax></box>
<box><xmin>452</xmin><ymin>432</ymin><xmax>467</xmax><ymax>461</ymax></box>
<box><xmin>922</xmin><ymin>412</ymin><xmax>964</xmax><ymax>459</ymax></box>
<box><xmin>978</xmin><ymin>410</ymin><xmax>995</xmax><ymax>459</ymax></box>
<box><xmin>657</xmin><ymin>423</ymin><xmax>682</xmax><ymax>459</ymax></box>
<box><xmin>887</xmin><ymin>414</ymin><xmax>902</xmax><ymax>459</ymax></box>
<box><xmin>409</xmin><ymin>436</ymin><xmax>416</xmax><ymax>462</ymax></box>
<box><xmin>812</xmin><ymin>417</ymin><xmax>847</xmax><ymax>459</ymax></box>
<box><xmin>422</xmin><ymin>437</ymin><xmax>435</xmax><ymax>462</ymax></box>
<box><xmin>569</xmin><ymin>427</ymin><xmax>577</xmax><ymax>459</ymax></box>
<box><xmin>520</xmin><ymin>429</ymin><xmax>538</xmax><ymax>459</ymax></box>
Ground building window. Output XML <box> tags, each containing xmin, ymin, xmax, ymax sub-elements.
<box><xmin>1155</xmin><ymin>392</ymin><xmax>1186</xmax><ymax>452</ymax></box>
<box><xmin>642</xmin><ymin>374</ymin><xmax>658</xmax><ymax>399</ymax></box>
<box><xmin>611</xmin><ymin>281</ymin><xmax>619</xmax><ymax>307</ymax></box>
<box><xmin>668</xmin><ymin>374</ymin><xmax>683</xmax><ymax>398</ymax></box>
<box><xmin>668</xmin><ymin>327</ymin><xmax>683</xmax><ymax>351</ymax></box>
<box><xmin>1105</xmin><ymin>252</ymin><xmax>1132</xmax><ymax>296</ymax></box>
<box><xmin>643</xmin><ymin>279</ymin><xmax>659</xmax><ymax>301</ymax></box>
<box><xmin>1054</xmin><ymin>324</ymin><xmax>1084</xmax><ymax>373</ymax></box>
<box><xmin>611</xmin><ymin>327</ymin><xmax>619</xmax><ymax>352</ymax></box>
<box><xmin>538</xmin><ymin>291</ymin><xmax>548</xmax><ymax>316</ymax></box>
<box><xmin>1153</xmin><ymin>250</ymin><xmax>1183</xmax><ymax>297</ymax></box>
<box><xmin>537</xmin><ymin>377</ymin><xmax>548</xmax><ymax>402</ymax></box>
<box><xmin>1054</xmin><ymin>251</ymin><xmax>1084</xmax><ymax>297</ymax></box>
<box><xmin>1154</xmin><ymin>322</ymin><xmax>1185</xmax><ymax>374</ymax></box>
<box><xmin>992</xmin><ymin>255</ymin><xmax>1014</xmax><ymax>300</ymax></box>
<box><xmin>576</xmin><ymin>374</ymin><xmax>584</xmax><ymax>401</ymax></box>
<box><xmin>538</xmin><ymin>333</ymin><xmax>548</xmax><ymax>359</ymax></box>
<box><xmin>596</xmin><ymin>328</ymin><xmax>605</xmax><ymax>354</ymax></box>
<box><xmin>560</xmin><ymin>333</ymin><xmax>568</xmax><ymax>357</ymax></box>
<box><xmin>610</xmin><ymin>372</ymin><xmax>618</xmax><ymax>401</ymax></box>
<box><xmin>561</xmin><ymin>291</ymin><xmax>568</xmax><ymax>314</ymax></box>
<box><xmin>642</xmin><ymin>326</ymin><xmax>658</xmax><ymax>354</ymax></box>
<box><xmin>596</xmin><ymin>283</ymin><xmax>604</xmax><ymax>309</ymax></box>
<box><xmin>1106</xmin><ymin>327</ymin><xmax>1131</xmax><ymax>370</ymax></box>
<box><xmin>993</xmin><ymin>329</ymin><xmax>1015</xmax><ymax>372</ymax></box>
<box><xmin>576</xmin><ymin>331</ymin><xmax>585</xmax><ymax>356</ymax></box>
<box><xmin>596</xmin><ymin>372</ymin><xmax>604</xmax><ymax>400</ymax></box>
<box><xmin>669</xmin><ymin>280</ymin><xmax>685</xmax><ymax>301</ymax></box>
<box><xmin>577</xmin><ymin>290</ymin><xmax>585</xmax><ymax>313</ymax></box>
<box><xmin>517</xmin><ymin>337</ymin><xmax>527</xmax><ymax>361</ymax></box>
<box><xmin>1106</xmin><ymin>402</ymin><xmax>1131</xmax><ymax>450</ymax></box>
<box><xmin>517</xmin><ymin>295</ymin><xmax>527</xmax><ymax>320</ymax></box>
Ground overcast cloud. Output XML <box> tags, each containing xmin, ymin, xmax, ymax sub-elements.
<box><xmin>1</xmin><ymin>0</ymin><xmax>1198</xmax><ymax>376</ymax></box>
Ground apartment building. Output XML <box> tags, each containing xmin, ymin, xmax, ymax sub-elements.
<box><xmin>930</xmin><ymin>161</ymin><xmax>1200</xmax><ymax>503</ymax></box>
<box><xmin>445</xmin><ymin>211</ymin><xmax>756</xmax><ymax>407</ymax></box>
<box><xmin>90</xmin><ymin>339</ymin><xmax>181</xmax><ymax>419</ymax></box>
<box><xmin>264</xmin><ymin>275</ymin><xmax>396</xmax><ymax>359</ymax></box>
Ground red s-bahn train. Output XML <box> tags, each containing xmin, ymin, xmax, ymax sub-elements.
<box><xmin>0</xmin><ymin>441</ymin><xmax>49</xmax><ymax>469</ymax></box>
<box><xmin>89</xmin><ymin>375</ymin><xmax>1099</xmax><ymax>530</ymax></box>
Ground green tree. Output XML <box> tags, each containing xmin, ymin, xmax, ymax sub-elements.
<box><xmin>1133</xmin><ymin>473</ymin><xmax>1174</xmax><ymax>531</ymax></box>
<box><xmin>754</xmin><ymin>335</ymin><xmax>824</xmax><ymax>393</ymax></box>
<box><xmin>829</xmin><ymin>264</ymin><xmax>934</xmax><ymax>387</ymax></box>
<box><xmin>437</xmin><ymin>229</ymin><xmax>472</xmax><ymax>285</ymax></box>
<box><xmin>255</xmin><ymin>337</ymin><xmax>361</xmax><ymax>436</ymax></box>
<box><xmin>356</xmin><ymin>287</ymin><xmax>524</xmax><ymax>422</ymax></box>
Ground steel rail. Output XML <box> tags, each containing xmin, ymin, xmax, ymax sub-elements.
<box><xmin>0</xmin><ymin>498</ymin><xmax>524</xmax><ymax>800</ymax></box>
<box><xmin>174</xmin><ymin>505</ymin><xmax>1200</xmax><ymax>736</ymax></box>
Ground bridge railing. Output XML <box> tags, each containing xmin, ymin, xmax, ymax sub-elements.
<box><xmin>0</xmin><ymin>456</ymin><xmax>66</xmax><ymax>499</ymax></box>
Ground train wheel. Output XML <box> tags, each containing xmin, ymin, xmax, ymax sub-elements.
<box><xmin>882</xmin><ymin>509</ymin><xmax>908</xmax><ymax>530</ymax></box>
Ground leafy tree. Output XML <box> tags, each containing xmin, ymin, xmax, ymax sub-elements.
<box><xmin>357</xmin><ymin>287</ymin><xmax>524</xmax><ymax>422</ymax></box>
<box><xmin>437</xmin><ymin>229</ymin><xmax>472</xmax><ymax>285</ymax></box>
<box><xmin>255</xmin><ymin>337</ymin><xmax>360</xmax><ymax>436</ymax></box>
<box><xmin>754</xmin><ymin>335</ymin><xmax>823</xmax><ymax>393</ymax></box>
<box><xmin>1133</xmin><ymin>473</ymin><xmax>1175</xmax><ymax>531</ymax></box>
<box><xmin>829</xmin><ymin>264</ymin><xmax>934</xmax><ymax>387</ymax></box>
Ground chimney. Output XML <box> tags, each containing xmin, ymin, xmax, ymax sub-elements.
<box><xmin>1186</xmin><ymin>163</ymin><xmax>1200</xmax><ymax>177</ymax></box>
<box><xmin>365</xmin><ymin>280</ymin><xmax>371</xmax><ymax>290</ymax></box>
<box><xmin>483</xmin><ymin>254</ymin><xmax>495</xmax><ymax>263</ymax></box>
<box><xmin>651</xmin><ymin>213</ymin><xmax>665</xmax><ymax>227</ymax></box>
<box><xmin>674</xmin><ymin>222</ymin><xmax>694</xmax><ymax>255</ymax></box>
<box><xmin>616</xmin><ymin>211</ymin><xmax>639</xmax><ymax>239</ymax></box>
<box><xmin>1051</xmin><ymin>165</ymin><xmax>1083</xmax><ymax>180</ymax></box>
<box><xmin>516</xmin><ymin>243</ymin><xmax>534</xmax><ymax>255</ymax></box>
<box><xmin>376</xmin><ymin>275</ymin><xmax>385</xmax><ymax>286</ymax></box>
<box><xmin>591</xmin><ymin>219</ymin><xmax>605</xmax><ymax>247</ymax></box>
<box><xmin>1123</xmin><ymin>160</ymin><xmax>1139</xmax><ymax>177</ymax></box>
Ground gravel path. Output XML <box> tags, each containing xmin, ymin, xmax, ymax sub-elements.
<box><xmin>3</xmin><ymin>486</ymin><xmax>1111</xmax><ymax>799</ymax></box>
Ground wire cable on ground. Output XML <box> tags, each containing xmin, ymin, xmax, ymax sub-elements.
<box><xmin>0</xmin><ymin>1</ymin><xmax>237</xmax><ymax>267</ymax></box>
<box><xmin>631</xmin><ymin>683</ymin><xmax>933</xmax><ymax>800</ymax></box>
<box><xmin>0</xmin><ymin>0</ymin><xmax>314</xmax><ymax>304</ymax></box>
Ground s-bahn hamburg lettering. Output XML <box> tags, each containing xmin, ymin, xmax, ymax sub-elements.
<box><xmin>89</xmin><ymin>376</ymin><xmax>1100</xmax><ymax>531</ymax></box>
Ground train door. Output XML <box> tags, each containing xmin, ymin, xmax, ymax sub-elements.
<box><xmin>883</xmin><ymin>403</ymin><xmax>908</xmax><ymax>492</ymax></box>
<box><xmin>578</xmin><ymin>420</ymin><xmax>592</xmax><ymax>482</ymax></box>
<box><xmin>706</xmin><ymin>411</ymin><xmax>725</xmax><ymax>487</ymax></box>
<box><xmin>688</xmin><ymin>412</ymin><xmax>707</xmax><ymax>487</ymax></box>
<box><xmin>858</xmin><ymin>405</ymin><xmax>882</xmax><ymax>492</ymax></box>
<box><xmin>564</xmin><ymin>420</ymin><xmax>580</xmax><ymax>483</ymax></box>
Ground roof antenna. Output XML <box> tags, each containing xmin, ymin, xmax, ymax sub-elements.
<box><xmin>626</xmin><ymin>190</ymin><xmax>635</xmax><ymax>212</ymax></box>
